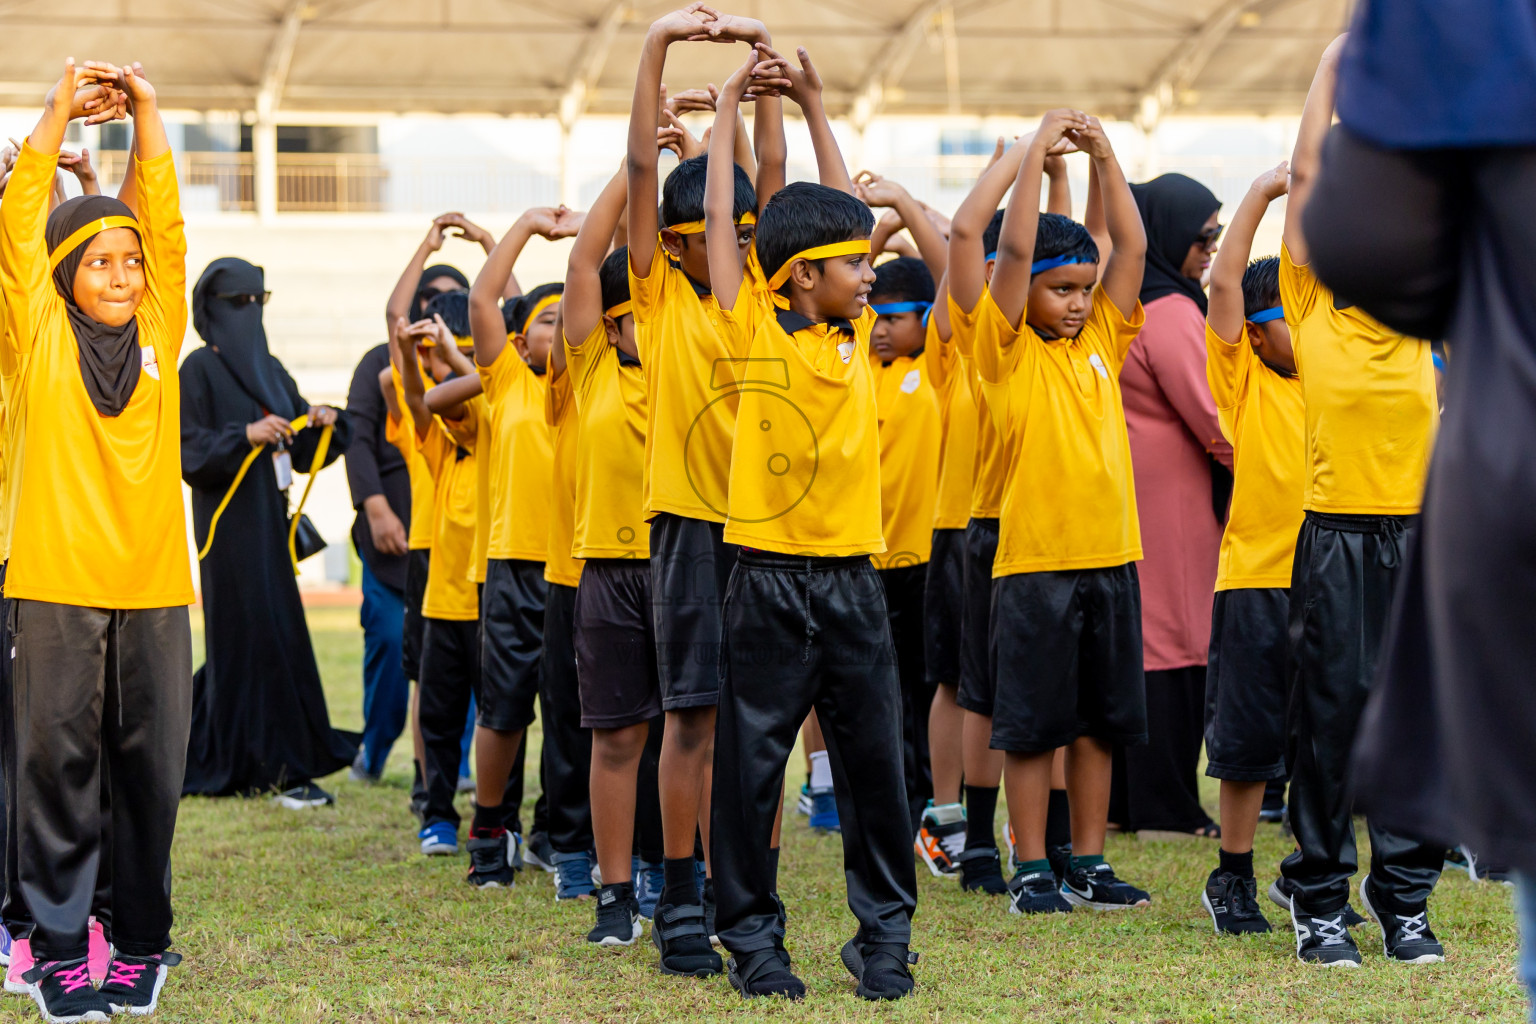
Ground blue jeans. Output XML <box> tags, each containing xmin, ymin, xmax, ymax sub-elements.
<box><xmin>359</xmin><ymin>560</ymin><xmax>409</xmax><ymax>777</ymax></box>
<box><xmin>1520</xmin><ymin>875</ymin><xmax>1536</xmax><ymax>1023</ymax></box>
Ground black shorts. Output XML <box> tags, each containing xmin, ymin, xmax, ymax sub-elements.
<box><xmin>1204</xmin><ymin>587</ymin><xmax>1290</xmax><ymax>782</ymax></box>
<box><xmin>575</xmin><ymin>559</ymin><xmax>661</xmax><ymax>729</ymax></box>
<box><xmin>923</xmin><ymin>528</ymin><xmax>965</xmax><ymax>687</ymax></box>
<box><xmin>649</xmin><ymin>512</ymin><xmax>736</xmax><ymax>711</ymax></box>
<box><xmin>402</xmin><ymin>548</ymin><xmax>430</xmax><ymax>682</ymax></box>
<box><xmin>477</xmin><ymin>558</ymin><xmax>548</xmax><ymax>732</ymax></box>
<box><xmin>988</xmin><ymin>563</ymin><xmax>1147</xmax><ymax>753</ymax></box>
<box><xmin>420</xmin><ymin>615</ymin><xmax>480</xmax><ymax>710</ymax></box>
<box><xmin>954</xmin><ymin>517</ymin><xmax>1000</xmax><ymax>716</ymax></box>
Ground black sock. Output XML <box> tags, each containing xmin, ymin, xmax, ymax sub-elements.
<box><xmin>1045</xmin><ymin>788</ymin><xmax>1071</xmax><ymax>849</ymax></box>
<box><xmin>964</xmin><ymin>785</ymin><xmax>999</xmax><ymax>850</ymax></box>
<box><xmin>1219</xmin><ymin>848</ymin><xmax>1254</xmax><ymax>879</ymax></box>
<box><xmin>471</xmin><ymin>802</ymin><xmax>505</xmax><ymax>836</ymax></box>
<box><xmin>662</xmin><ymin>857</ymin><xmax>699</xmax><ymax>907</ymax></box>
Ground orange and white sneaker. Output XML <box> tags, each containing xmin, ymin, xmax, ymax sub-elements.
<box><xmin>1004</xmin><ymin>822</ymin><xmax>1017</xmax><ymax>873</ymax></box>
<box><xmin>5</xmin><ymin>937</ymin><xmax>31</xmax><ymax>995</ymax></box>
<box><xmin>914</xmin><ymin>802</ymin><xmax>967</xmax><ymax>877</ymax></box>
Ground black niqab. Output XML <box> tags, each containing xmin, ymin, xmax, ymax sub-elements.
<box><xmin>1131</xmin><ymin>173</ymin><xmax>1221</xmax><ymax>315</ymax></box>
<box><xmin>192</xmin><ymin>258</ymin><xmax>305</xmax><ymax>420</ymax></box>
<box><xmin>45</xmin><ymin>195</ymin><xmax>143</xmax><ymax>417</ymax></box>
<box><xmin>413</xmin><ymin>264</ymin><xmax>470</xmax><ymax>320</ymax></box>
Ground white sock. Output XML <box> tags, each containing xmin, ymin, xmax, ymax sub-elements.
<box><xmin>809</xmin><ymin>750</ymin><xmax>833</xmax><ymax>791</ymax></box>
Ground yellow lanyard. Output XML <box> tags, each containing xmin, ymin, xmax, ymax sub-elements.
<box><xmin>196</xmin><ymin>413</ymin><xmax>335</xmax><ymax>575</ymax></box>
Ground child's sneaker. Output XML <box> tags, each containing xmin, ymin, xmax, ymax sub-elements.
<box><xmin>1267</xmin><ymin>877</ymin><xmax>1367</xmax><ymax>927</ymax></box>
<box><xmin>587</xmin><ymin>883</ymin><xmax>642</xmax><ymax>947</ymax></box>
<box><xmin>1003</xmin><ymin>822</ymin><xmax>1017</xmax><ymax>873</ymax></box>
<box><xmin>1046</xmin><ymin>842</ymin><xmax>1073</xmax><ymax>886</ymax></box>
<box><xmin>6</xmin><ymin>937</ymin><xmax>33</xmax><ymax>994</ymax></box>
<box><xmin>914</xmin><ymin>802</ymin><xmax>966</xmax><ymax>876</ymax></box>
<box><xmin>97</xmin><ymin>951</ymin><xmax>181</xmax><ymax>1016</ymax></box>
<box><xmin>795</xmin><ymin>782</ymin><xmax>813</xmax><ymax>816</ymax></box>
<box><xmin>85</xmin><ymin>920</ymin><xmax>108</xmax><ymax>986</ymax></box>
<box><xmin>1007</xmin><ymin>867</ymin><xmax>1072</xmax><ymax>914</ymax></box>
<box><xmin>1359</xmin><ymin>875</ymin><xmax>1445</xmax><ymax>964</ymax></box>
<box><xmin>523</xmin><ymin>832</ymin><xmax>557</xmax><ymax>874</ymax></box>
<box><xmin>418</xmin><ymin>821</ymin><xmax>458</xmax><ymax>856</ymax></box>
<box><xmin>1201</xmin><ymin>868</ymin><xmax>1271</xmax><ymax>935</ymax></box>
<box><xmin>839</xmin><ymin>936</ymin><xmax>917</xmax><ymax>1001</ymax></box>
<box><xmin>553</xmin><ymin>850</ymin><xmax>596</xmax><ymax>901</ymax></box>
<box><xmin>0</xmin><ymin>922</ymin><xmax>11</xmax><ymax>967</ymax></box>
<box><xmin>466</xmin><ymin>830</ymin><xmax>519</xmax><ymax>888</ymax></box>
<box><xmin>651</xmin><ymin>903</ymin><xmax>722</xmax><ymax>977</ymax></box>
<box><xmin>726</xmin><ymin>947</ymin><xmax>804</xmax><ymax>1000</ymax></box>
<box><xmin>1290</xmin><ymin>900</ymin><xmax>1362</xmax><ymax>966</ymax></box>
<box><xmin>1059</xmin><ymin>861</ymin><xmax>1151</xmax><ymax>910</ymax></box>
<box><xmin>24</xmin><ymin>957</ymin><xmax>110</xmax><ymax>1022</ymax></box>
<box><xmin>807</xmin><ymin>788</ymin><xmax>840</xmax><ymax>833</ymax></box>
<box><xmin>274</xmin><ymin>783</ymin><xmax>334</xmax><ymax>810</ymax></box>
<box><xmin>634</xmin><ymin>858</ymin><xmax>665</xmax><ymax>921</ymax></box>
<box><xmin>957</xmin><ymin>847</ymin><xmax>1009</xmax><ymax>895</ymax></box>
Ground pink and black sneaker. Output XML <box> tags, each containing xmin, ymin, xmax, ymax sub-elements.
<box><xmin>23</xmin><ymin>956</ymin><xmax>109</xmax><ymax>1022</ymax></box>
<box><xmin>86</xmin><ymin>920</ymin><xmax>109</xmax><ymax>986</ymax></box>
<box><xmin>97</xmin><ymin>951</ymin><xmax>181</xmax><ymax>1017</ymax></box>
<box><xmin>5</xmin><ymin>936</ymin><xmax>32</xmax><ymax>994</ymax></box>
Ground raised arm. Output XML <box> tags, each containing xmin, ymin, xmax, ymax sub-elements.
<box><xmin>1045</xmin><ymin>151</ymin><xmax>1072</xmax><ymax>217</ymax></box>
<box><xmin>706</xmin><ymin>53</ymin><xmax>766</xmax><ymax>311</ymax></box>
<box><xmin>991</xmin><ymin>113</ymin><xmax>1084</xmax><ymax>327</ymax></box>
<box><xmin>469</xmin><ymin>207</ymin><xmax>566</xmax><ymax>368</ymax></box>
<box><xmin>1075</xmin><ymin>116</ymin><xmax>1145</xmax><ymax>317</ymax></box>
<box><xmin>856</xmin><ymin>172</ymin><xmax>948</xmax><ymax>281</ymax></box>
<box><xmin>948</xmin><ymin>135</ymin><xmax>1031</xmax><ymax>315</ymax></box>
<box><xmin>1209</xmin><ymin>162</ymin><xmax>1287</xmax><ymax>344</ymax></box>
<box><xmin>392</xmin><ymin>318</ymin><xmax>437</xmax><ymax>442</ymax></box>
<box><xmin>768</xmin><ymin>46</ymin><xmax>851</xmax><ymax>194</ymax></box>
<box><xmin>1083</xmin><ymin>160</ymin><xmax>1109</xmax><ymax>277</ymax></box>
<box><xmin>567</xmin><ymin>166</ymin><xmax>629</xmax><ymax>349</ymax></box>
<box><xmin>385</xmin><ymin>217</ymin><xmax>452</xmax><ymax>330</ymax></box>
<box><xmin>752</xmin><ymin>88</ymin><xmax>786</xmax><ymax>212</ymax></box>
<box><xmin>1285</xmin><ymin>33</ymin><xmax>1346</xmax><ymax>265</ymax></box>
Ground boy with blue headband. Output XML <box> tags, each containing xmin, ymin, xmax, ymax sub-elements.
<box><xmin>970</xmin><ymin>109</ymin><xmax>1152</xmax><ymax>917</ymax></box>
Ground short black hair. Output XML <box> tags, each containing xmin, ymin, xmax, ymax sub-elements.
<box><xmin>1033</xmin><ymin>213</ymin><xmax>1099</xmax><ymax>268</ymax></box>
<box><xmin>503</xmin><ymin>282</ymin><xmax>564</xmax><ymax>334</ymax></box>
<box><xmin>871</xmin><ymin>257</ymin><xmax>935</xmax><ymax>305</ymax></box>
<box><xmin>599</xmin><ymin>247</ymin><xmax>631</xmax><ymax>314</ymax></box>
<box><xmin>662</xmin><ymin>156</ymin><xmax>757</xmax><ymax>229</ymax></box>
<box><xmin>1242</xmin><ymin>256</ymin><xmax>1281</xmax><ymax>319</ymax></box>
<box><xmin>982</xmin><ymin>209</ymin><xmax>1006</xmax><ymax>258</ymax></box>
<box><xmin>423</xmin><ymin>289</ymin><xmax>471</xmax><ymax>339</ymax></box>
<box><xmin>756</xmin><ymin>182</ymin><xmax>875</xmax><ymax>289</ymax></box>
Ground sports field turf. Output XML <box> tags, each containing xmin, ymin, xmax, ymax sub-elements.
<box><xmin>1</xmin><ymin>603</ymin><xmax>1518</xmax><ymax>1023</ymax></box>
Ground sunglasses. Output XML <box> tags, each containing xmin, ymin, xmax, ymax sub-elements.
<box><xmin>217</xmin><ymin>292</ymin><xmax>271</xmax><ymax>308</ymax></box>
<box><xmin>1198</xmin><ymin>224</ymin><xmax>1225</xmax><ymax>250</ymax></box>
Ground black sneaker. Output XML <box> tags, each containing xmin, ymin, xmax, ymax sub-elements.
<box><xmin>1046</xmin><ymin>842</ymin><xmax>1073</xmax><ymax>886</ymax></box>
<box><xmin>1267</xmin><ymin>878</ymin><xmax>1367</xmax><ymax>928</ymax></box>
<box><xmin>1060</xmin><ymin>862</ymin><xmax>1150</xmax><ymax>910</ymax></box>
<box><xmin>466</xmin><ymin>831</ymin><xmax>518</xmax><ymax>888</ymax></box>
<box><xmin>24</xmin><ymin>957</ymin><xmax>110</xmax><ymax>1022</ymax></box>
<box><xmin>1007</xmin><ymin>868</ymin><xmax>1072</xmax><ymax>914</ymax></box>
<box><xmin>98</xmin><ymin>951</ymin><xmax>182</xmax><ymax>1016</ymax></box>
<box><xmin>1202</xmin><ymin>868</ymin><xmax>1272</xmax><ymax>935</ymax></box>
<box><xmin>957</xmin><ymin>847</ymin><xmax>1009</xmax><ymax>895</ymax></box>
<box><xmin>1359</xmin><ymin>875</ymin><xmax>1445</xmax><ymax>964</ymax></box>
<box><xmin>1290</xmin><ymin>901</ymin><xmax>1362</xmax><ymax>966</ymax></box>
<box><xmin>651</xmin><ymin>903</ymin><xmax>722</xmax><ymax>977</ymax></box>
<box><xmin>587</xmin><ymin>883</ymin><xmax>642</xmax><ymax>947</ymax></box>
<box><xmin>839</xmin><ymin>937</ymin><xmax>917</xmax><ymax>1001</ymax></box>
<box><xmin>726</xmin><ymin>947</ymin><xmax>804</xmax><ymax>1000</ymax></box>
<box><xmin>523</xmin><ymin>831</ymin><xmax>557</xmax><ymax>874</ymax></box>
<box><xmin>274</xmin><ymin>783</ymin><xmax>334</xmax><ymax>810</ymax></box>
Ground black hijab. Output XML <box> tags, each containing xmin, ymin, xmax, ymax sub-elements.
<box><xmin>45</xmin><ymin>195</ymin><xmax>144</xmax><ymax>417</ymax></box>
<box><xmin>413</xmin><ymin>265</ymin><xmax>470</xmax><ymax>320</ymax></box>
<box><xmin>192</xmin><ymin>258</ymin><xmax>305</xmax><ymax>419</ymax></box>
<box><xmin>1131</xmin><ymin>173</ymin><xmax>1221</xmax><ymax>315</ymax></box>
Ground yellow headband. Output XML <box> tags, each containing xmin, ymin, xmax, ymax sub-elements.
<box><xmin>517</xmin><ymin>292</ymin><xmax>561</xmax><ymax>335</ymax></box>
<box><xmin>662</xmin><ymin>211</ymin><xmax>757</xmax><ymax>236</ymax></box>
<box><xmin>47</xmin><ymin>216</ymin><xmax>140</xmax><ymax>273</ymax></box>
<box><xmin>605</xmin><ymin>300</ymin><xmax>633</xmax><ymax>321</ymax></box>
<box><xmin>766</xmin><ymin>240</ymin><xmax>872</xmax><ymax>292</ymax></box>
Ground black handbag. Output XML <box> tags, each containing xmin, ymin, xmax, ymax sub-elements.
<box><xmin>288</xmin><ymin>513</ymin><xmax>328</xmax><ymax>563</ymax></box>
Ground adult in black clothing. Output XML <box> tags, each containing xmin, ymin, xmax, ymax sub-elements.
<box><xmin>345</xmin><ymin>342</ymin><xmax>412</xmax><ymax>781</ymax></box>
<box><xmin>180</xmin><ymin>258</ymin><xmax>358</xmax><ymax>807</ymax></box>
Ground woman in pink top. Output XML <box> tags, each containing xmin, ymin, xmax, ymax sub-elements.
<box><xmin>1109</xmin><ymin>173</ymin><xmax>1231</xmax><ymax>836</ymax></box>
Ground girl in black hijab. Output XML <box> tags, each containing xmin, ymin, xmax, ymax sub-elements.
<box><xmin>180</xmin><ymin>257</ymin><xmax>359</xmax><ymax>808</ymax></box>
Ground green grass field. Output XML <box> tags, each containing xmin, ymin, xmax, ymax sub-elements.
<box><xmin>3</xmin><ymin>603</ymin><xmax>1519</xmax><ymax>1023</ymax></box>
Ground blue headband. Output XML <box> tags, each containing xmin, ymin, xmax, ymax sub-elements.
<box><xmin>871</xmin><ymin>301</ymin><xmax>932</xmax><ymax>317</ymax></box>
<box><xmin>1247</xmin><ymin>306</ymin><xmax>1285</xmax><ymax>324</ymax></box>
<box><xmin>982</xmin><ymin>253</ymin><xmax>1092</xmax><ymax>275</ymax></box>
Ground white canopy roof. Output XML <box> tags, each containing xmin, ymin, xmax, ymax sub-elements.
<box><xmin>0</xmin><ymin>0</ymin><xmax>1351</xmax><ymax>123</ymax></box>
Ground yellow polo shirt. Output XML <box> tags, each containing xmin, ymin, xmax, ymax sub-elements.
<box><xmin>544</xmin><ymin>365</ymin><xmax>584</xmax><ymax>586</ymax></box>
<box><xmin>388</xmin><ymin>368</ymin><xmax>437</xmax><ymax>551</ymax></box>
<box><xmin>1280</xmin><ymin>245</ymin><xmax>1437</xmax><ymax>514</ymax></box>
<box><xmin>950</xmin><ymin>292</ymin><xmax>1007</xmax><ymax>520</ymax></box>
<box><xmin>871</xmin><ymin>346</ymin><xmax>940</xmax><ymax>568</ymax></box>
<box><xmin>417</xmin><ymin>417</ymin><xmax>479</xmax><ymax>621</ymax></box>
<box><xmin>0</xmin><ymin>144</ymin><xmax>192</xmax><ymax>607</ymax></box>
<box><xmin>567</xmin><ymin>322</ymin><xmax>649</xmax><ymax>559</ymax></box>
<box><xmin>1206</xmin><ymin>324</ymin><xmax>1306</xmax><ymax>590</ymax></box>
<box><xmin>926</xmin><ymin>313</ymin><xmax>978</xmax><ymax>531</ymax></box>
<box><xmin>478</xmin><ymin>345</ymin><xmax>554</xmax><ymax>563</ymax></box>
<box><xmin>974</xmin><ymin>288</ymin><xmax>1146</xmax><ymax>576</ymax></box>
<box><xmin>443</xmin><ymin>395</ymin><xmax>490</xmax><ymax>584</ymax></box>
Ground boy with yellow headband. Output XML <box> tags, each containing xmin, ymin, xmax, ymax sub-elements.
<box><xmin>703</xmin><ymin>43</ymin><xmax>917</xmax><ymax>1002</ymax></box>
<box><xmin>625</xmin><ymin>4</ymin><xmax>783</xmax><ymax>969</ymax></box>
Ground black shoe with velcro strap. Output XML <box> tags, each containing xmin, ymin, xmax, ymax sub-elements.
<box><xmin>839</xmin><ymin>937</ymin><xmax>917</xmax><ymax>1001</ymax></box>
<box><xmin>650</xmin><ymin>903</ymin><xmax>722</xmax><ymax>977</ymax></box>
<box><xmin>726</xmin><ymin>947</ymin><xmax>804</xmax><ymax>1000</ymax></box>
<box><xmin>98</xmin><ymin>950</ymin><xmax>183</xmax><ymax>1016</ymax></box>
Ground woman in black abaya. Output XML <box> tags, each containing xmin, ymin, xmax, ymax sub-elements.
<box><xmin>181</xmin><ymin>258</ymin><xmax>358</xmax><ymax>806</ymax></box>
